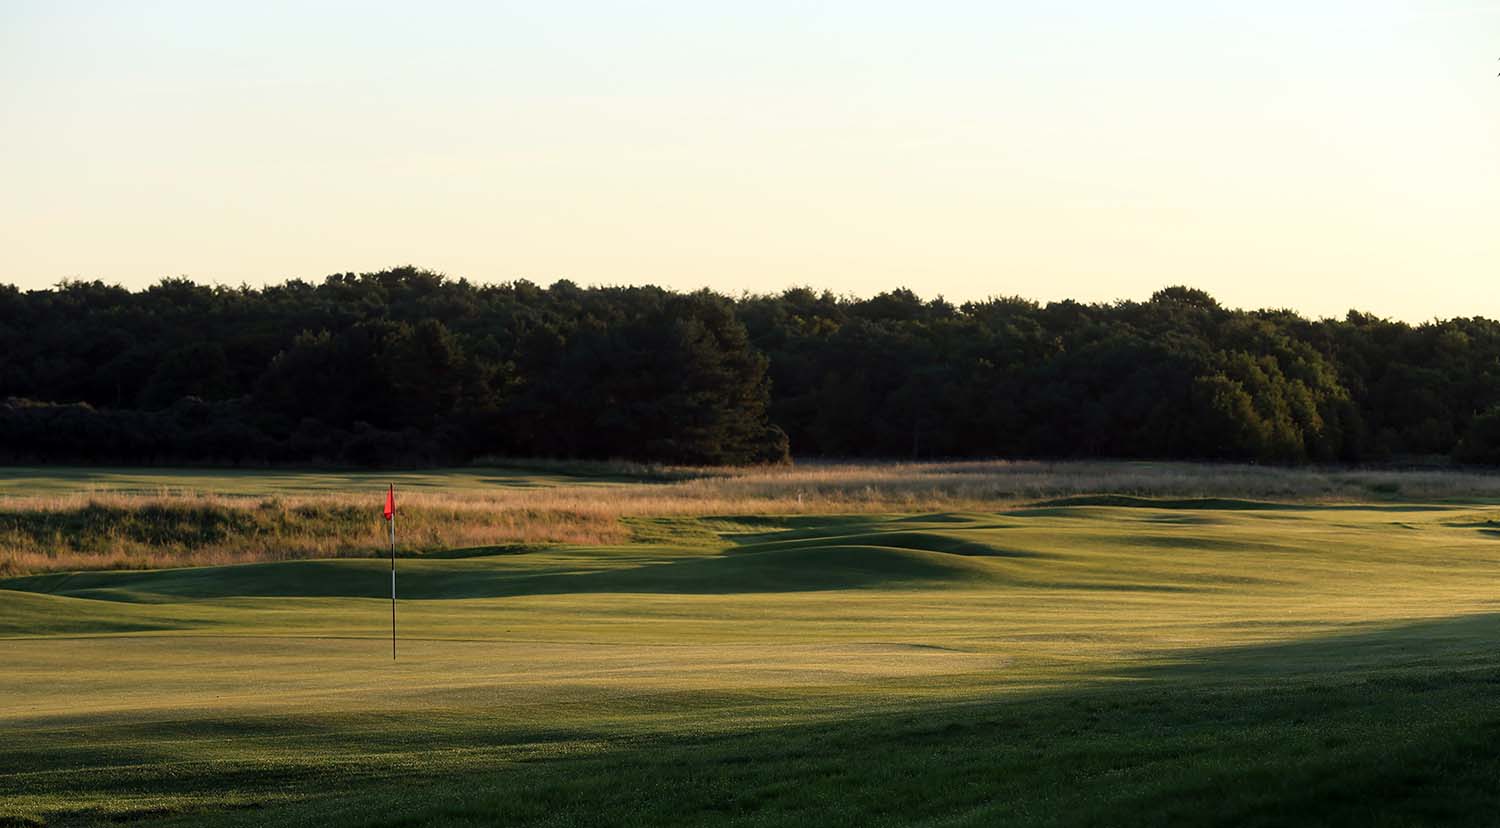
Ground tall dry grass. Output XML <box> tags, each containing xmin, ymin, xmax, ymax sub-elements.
<box><xmin>3</xmin><ymin>460</ymin><xmax>1497</xmax><ymax>576</ymax></box>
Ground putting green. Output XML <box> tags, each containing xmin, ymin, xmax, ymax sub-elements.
<box><xmin>4</xmin><ymin>503</ymin><xmax>1500</xmax><ymax>826</ymax></box>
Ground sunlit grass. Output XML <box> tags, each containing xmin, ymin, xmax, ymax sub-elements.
<box><xmin>4</xmin><ymin>497</ymin><xmax>1500</xmax><ymax>825</ymax></box>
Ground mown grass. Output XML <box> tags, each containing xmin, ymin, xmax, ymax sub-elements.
<box><xmin>4</xmin><ymin>496</ymin><xmax>1500</xmax><ymax>825</ymax></box>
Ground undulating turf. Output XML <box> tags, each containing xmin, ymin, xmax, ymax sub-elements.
<box><xmin>4</xmin><ymin>500</ymin><xmax>1500</xmax><ymax>826</ymax></box>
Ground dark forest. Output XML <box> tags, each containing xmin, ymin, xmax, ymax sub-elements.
<box><xmin>3</xmin><ymin>267</ymin><xmax>1497</xmax><ymax>467</ymax></box>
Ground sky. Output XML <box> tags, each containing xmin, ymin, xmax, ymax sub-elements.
<box><xmin>1</xmin><ymin>1</ymin><xmax>1496</xmax><ymax>321</ymax></box>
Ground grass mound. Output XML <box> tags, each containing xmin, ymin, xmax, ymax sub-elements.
<box><xmin>2</xmin><ymin>539</ymin><xmax>998</xmax><ymax>604</ymax></box>
<box><xmin>1029</xmin><ymin>495</ymin><xmax>1291</xmax><ymax>510</ymax></box>
<box><xmin>0</xmin><ymin>590</ymin><xmax>182</xmax><ymax>637</ymax></box>
<box><xmin>734</xmin><ymin>529</ymin><xmax>1035</xmax><ymax>558</ymax></box>
<box><xmin>720</xmin><ymin>544</ymin><xmax>1001</xmax><ymax>589</ymax></box>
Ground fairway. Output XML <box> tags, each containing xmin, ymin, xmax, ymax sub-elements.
<box><xmin>5</xmin><ymin>497</ymin><xmax>1500</xmax><ymax>826</ymax></box>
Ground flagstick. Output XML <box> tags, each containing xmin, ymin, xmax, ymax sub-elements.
<box><xmin>390</xmin><ymin>489</ymin><xmax>397</xmax><ymax>661</ymax></box>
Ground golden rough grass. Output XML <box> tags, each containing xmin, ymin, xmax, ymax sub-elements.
<box><xmin>2</xmin><ymin>460</ymin><xmax>1497</xmax><ymax>575</ymax></box>
<box><xmin>0</xmin><ymin>494</ymin><xmax>626</xmax><ymax>576</ymax></box>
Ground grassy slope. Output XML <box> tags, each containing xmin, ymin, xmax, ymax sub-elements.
<box><xmin>3</xmin><ymin>502</ymin><xmax>1500</xmax><ymax>825</ymax></box>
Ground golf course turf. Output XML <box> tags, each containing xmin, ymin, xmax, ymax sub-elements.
<box><xmin>4</xmin><ymin>494</ymin><xmax>1500</xmax><ymax>826</ymax></box>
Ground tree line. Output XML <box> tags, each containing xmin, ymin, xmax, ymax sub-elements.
<box><xmin>1</xmin><ymin>268</ymin><xmax>1497</xmax><ymax>466</ymax></box>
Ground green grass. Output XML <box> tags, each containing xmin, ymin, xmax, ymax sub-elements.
<box><xmin>5</xmin><ymin>499</ymin><xmax>1500</xmax><ymax>825</ymax></box>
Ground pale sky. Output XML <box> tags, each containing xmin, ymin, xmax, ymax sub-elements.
<box><xmin>2</xmin><ymin>1</ymin><xmax>1496</xmax><ymax>321</ymax></box>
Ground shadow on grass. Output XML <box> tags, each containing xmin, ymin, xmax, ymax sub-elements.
<box><xmin>0</xmin><ymin>541</ymin><xmax>1021</xmax><ymax>602</ymax></box>
<box><xmin>8</xmin><ymin>613</ymin><xmax>1500</xmax><ymax>827</ymax></box>
<box><xmin>1</xmin><ymin>516</ymin><xmax>1201</xmax><ymax>602</ymax></box>
<box><xmin>230</xmin><ymin>612</ymin><xmax>1500</xmax><ymax>827</ymax></box>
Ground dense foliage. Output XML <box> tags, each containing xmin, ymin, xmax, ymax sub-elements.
<box><xmin>1</xmin><ymin>269</ymin><xmax>1496</xmax><ymax>465</ymax></box>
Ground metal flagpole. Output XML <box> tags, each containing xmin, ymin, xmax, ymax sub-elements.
<box><xmin>390</xmin><ymin>485</ymin><xmax>396</xmax><ymax>660</ymax></box>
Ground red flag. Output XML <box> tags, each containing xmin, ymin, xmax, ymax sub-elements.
<box><xmin>383</xmin><ymin>485</ymin><xmax>395</xmax><ymax>521</ymax></box>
